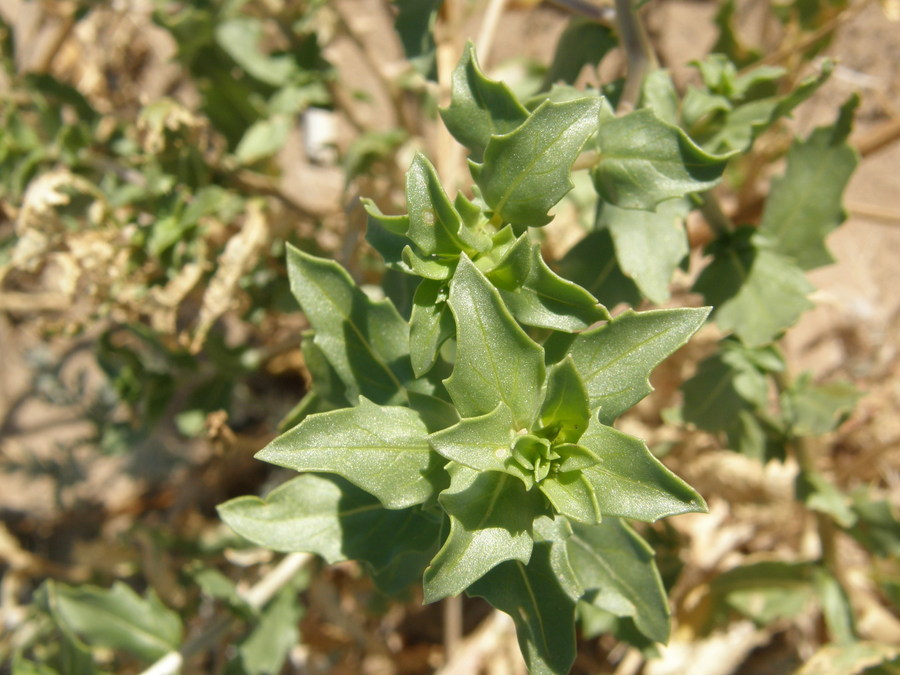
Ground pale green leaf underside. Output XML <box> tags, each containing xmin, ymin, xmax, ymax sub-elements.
<box><xmin>255</xmin><ymin>398</ymin><xmax>435</xmax><ymax>509</ymax></box>
<box><xmin>476</xmin><ymin>96</ymin><xmax>602</xmax><ymax>227</ymax></box>
<box><xmin>445</xmin><ymin>255</ymin><xmax>545</xmax><ymax>427</ymax></box>
<box><xmin>234</xmin><ymin>587</ymin><xmax>302</xmax><ymax>675</ymax></box>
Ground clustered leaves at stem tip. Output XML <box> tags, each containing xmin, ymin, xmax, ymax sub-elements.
<box><xmin>217</xmin><ymin>42</ymin><xmax>722</xmax><ymax>675</ymax></box>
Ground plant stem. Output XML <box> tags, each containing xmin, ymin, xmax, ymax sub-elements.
<box><xmin>771</xmin><ymin>371</ymin><xmax>844</xmax><ymax>580</ymax></box>
<box><xmin>442</xmin><ymin>594</ymin><xmax>463</xmax><ymax>663</ymax></box>
<box><xmin>547</xmin><ymin>0</ymin><xmax>616</xmax><ymax>24</ymax></box>
<box><xmin>476</xmin><ymin>0</ymin><xmax>508</xmax><ymax>67</ymax></box>
<box><xmin>613</xmin><ymin>0</ymin><xmax>657</xmax><ymax>112</ymax></box>
<box><xmin>697</xmin><ymin>190</ymin><xmax>735</xmax><ymax>237</ymax></box>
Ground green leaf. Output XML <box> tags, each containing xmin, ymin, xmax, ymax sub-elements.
<box><xmin>440</xmin><ymin>42</ymin><xmax>529</xmax><ymax>162</ymax></box>
<box><xmin>557</xmin><ymin>229</ymin><xmax>643</xmax><ymax>308</ymax></box>
<box><xmin>695</xmin><ymin>229</ymin><xmax>815</xmax><ymax>346</ymax></box>
<box><xmin>781</xmin><ymin>373</ymin><xmax>860</xmax><ymax>438</ymax></box>
<box><xmin>490</xmin><ymin>234</ymin><xmax>609</xmax><ymax>331</ymax></box>
<box><xmin>758</xmin><ymin>95</ymin><xmax>859</xmax><ymax>270</ymax></box>
<box><xmin>541</xmin><ymin>18</ymin><xmax>617</xmax><ymax>90</ymax></box>
<box><xmin>475</xmin><ymin>96</ymin><xmax>602</xmax><ymax>227</ymax></box>
<box><xmin>699</xmin><ymin>62</ymin><xmax>833</xmax><ymax>153</ymax></box>
<box><xmin>256</xmin><ymin>398</ymin><xmax>436</xmax><ymax>509</ymax></box>
<box><xmin>681</xmin><ymin>341</ymin><xmax>788</xmax><ymax>460</ymax></box>
<box><xmin>424</xmin><ymin>464</ymin><xmax>541</xmax><ymax>602</ymax></box>
<box><xmin>600</xmin><ymin>197</ymin><xmax>690</xmax><ymax>303</ymax></box>
<box><xmin>402</xmin><ymin>245</ymin><xmax>454</xmax><ymax>280</ymax></box>
<box><xmin>407</xmin><ymin>389</ymin><xmax>460</xmax><ymax>433</ymax></box>
<box><xmin>429</xmin><ymin>403</ymin><xmax>520</xmax><ymax>477</ymax></box>
<box><xmin>711</xmin><ymin>561</ymin><xmax>816</xmax><ymax>626</ymax></box>
<box><xmin>550</xmin><ymin>307</ymin><xmax>710</xmax><ymax>423</ymax></box>
<box><xmin>539</xmin><ymin>471</ymin><xmax>602</xmax><ymax>524</ymax></box>
<box><xmin>235</xmin><ymin>115</ymin><xmax>292</xmax><ymax>164</ymax></box>
<box><xmin>231</xmin><ymin>586</ymin><xmax>303</xmax><ymax>675</ymax></box>
<box><xmin>592</xmin><ymin>104</ymin><xmax>732</xmax><ymax>210</ymax></box>
<box><xmin>693</xmin><ymin>54</ymin><xmax>784</xmax><ymax>100</ymax></box>
<box><xmin>300</xmin><ymin>330</ymin><xmax>351</xmax><ymax>412</ymax></box>
<box><xmin>538</xmin><ymin>357</ymin><xmax>591</xmax><ymax>444</ymax></box>
<box><xmin>468</xmin><ymin>543</ymin><xmax>578</xmax><ymax>675</ymax></box>
<box><xmin>813</xmin><ymin>568</ymin><xmax>856</xmax><ymax>644</ymax></box>
<box><xmin>218</xmin><ymin>474</ymin><xmax>441</xmax><ymax>586</ymax></box>
<box><xmin>580</xmin><ymin>417</ymin><xmax>706</xmax><ymax>521</ymax></box>
<box><xmin>577</xmin><ymin>605</ymin><xmax>661</xmax><ymax>656</ymax></box>
<box><xmin>215</xmin><ymin>18</ymin><xmax>297</xmax><ymax>86</ymax></box>
<box><xmin>567</xmin><ymin>519</ymin><xmax>671</xmax><ymax>644</ymax></box>
<box><xmin>796</xmin><ymin>470</ymin><xmax>857</xmax><ymax>528</ymax></box>
<box><xmin>409</xmin><ymin>279</ymin><xmax>454</xmax><ymax>377</ymax></box>
<box><xmin>10</xmin><ymin>656</ymin><xmax>65</xmax><ymax>675</ymax></box>
<box><xmin>189</xmin><ymin>566</ymin><xmax>252</xmax><ymax>618</ymax></box>
<box><xmin>363</xmin><ymin>199</ymin><xmax>412</xmax><ymax>270</ymax></box>
<box><xmin>445</xmin><ymin>255</ymin><xmax>545</xmax><ymax>427</ymax></box>
<box><xmin>38</xmin><ymin>581</ymin><xmax>182</xmax><ymax>661</ymax></box>
<box><xmin>392</xmin><ymin>0</ymin><xmax>442</xmax><ymax>79</ymax></box>
<box><xmin>640</xmin><ymin>69</ymin><xmax>680</xmax><ymax>126</ymax></box>
<box><xmin>681</xmin><ymin>342</ymin><xmax>772</xmax><ymax>434</ymax></box>
<box><xmin>286</xmin><ymin>244</ymin><xmax>415</xmax><ymax>404</ymax></box>
<box><xmin>406</xmin><ymin>153</ymin><xmax>489</xmax><ymax>255</ymax></box>
<box><xmin>846</xmin><ymin>490</ymin><xmax>900</xmax><ymax>558</ymax></box>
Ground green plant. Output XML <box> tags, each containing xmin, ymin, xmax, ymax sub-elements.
<box><xmin>212</xmin><ymin>36</ymin><xmax>786</xmax><ymax>672</ymax></box>
<box><xmin>5</xmin><ymin>1</ymin><xmax>897</xmax><ymax>673</ymax></box>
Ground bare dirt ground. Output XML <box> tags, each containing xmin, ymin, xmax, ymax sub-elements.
<box><xmin>1</xmin><ymin>0</ymin><xmax>899</xmax><ymax>673</ymax></box>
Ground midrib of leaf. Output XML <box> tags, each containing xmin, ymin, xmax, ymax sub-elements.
<box><xmin>471</xmin><ymin>296</ymin><xmax>524</xmax><ymax>421</ymax></box>
<box><xmin>515</xmin><ymin>559</ymin><xmax>551</xmax><ymax>654</ymax></box>
<box><xmin>337</xmin><ymin>503</ymin><xmax>384</xmax><ymax>518</ymax></box>
<box><xmin>588</xmin><ymin>464</ymin><xmax>674</xmax><ymax>498</ymax></box>
<box><xmin>476</xmin><ymin>472</ymin><xmax>509</xmax><ymax>530</ymax></box>
<box><xmin>310</xmin><ymin>276</ymin><xmax>406</xmax><ymax>395</ymax></box>
<box><xmin>587</xmin><ymin>256</ymin><xmax>618</xmax><ymax>296</ymax></box>
<box><xmin>726</xmin><ymin>247</ymin><xmax>750</xmax><ymax>284</ymax></box>
<box><xmin>491</xmin><ymin>121</ymin><xmax>574</xmax><ymax>217</ymax></box>
<box><xmin>583</xmin><ymin>326</ymin><xmax>669</xmax><ymax>382</ymax></box>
